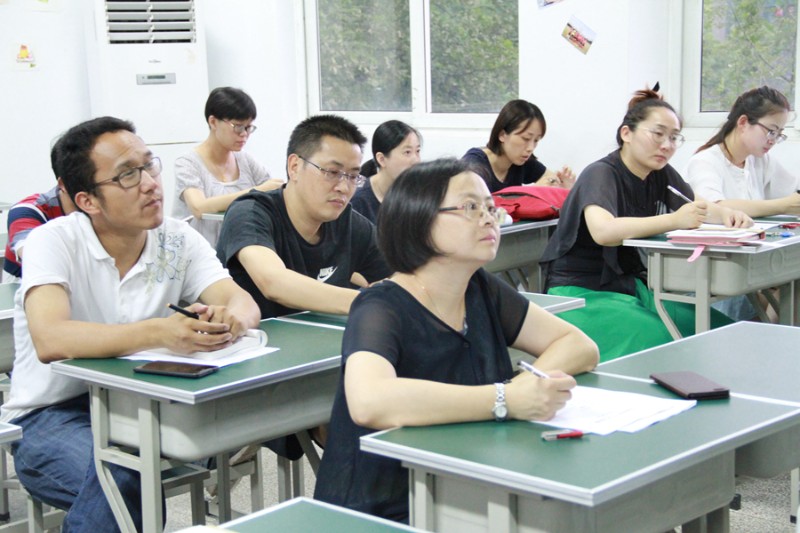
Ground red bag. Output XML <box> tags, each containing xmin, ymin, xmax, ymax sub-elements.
<box><xmin>491</xmin><ymin>185</ymin><xmax>569</xmax><ymax>222</ymax></box>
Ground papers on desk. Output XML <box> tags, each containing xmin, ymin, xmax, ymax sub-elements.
<box><xmin>666</xmin><ymin>223</ymin><xmax>773</xmax><ymax>246</ymax></box>
<box><xmin>123</xmin><ymin>329</ymin><xmax>277</xmax><ymax>368</ymax></box>
<box><xmin>535</xmin><ymin>386</ymin><xmax>696</xmax><ymax>436</ymax></box>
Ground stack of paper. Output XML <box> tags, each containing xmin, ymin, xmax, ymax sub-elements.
<box><xmin>666</xmin><ymin>222</ymin><xmax>774</xmax><ymax>246</ymax></box>
<box><xmin>124</xmin><ymin>329</ymin><xmax>277</xmax><ymax>367</ymax></box>
<box><xmin>535</xmin><ymin>386</ymin><xmax>696</xmax><ymax>435</ymax></box>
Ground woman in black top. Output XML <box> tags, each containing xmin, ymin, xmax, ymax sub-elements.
<box><xmin>462</xmin><ymin>99</ymin><xmax>575</xmax><ymax>192</ymax></box>
<box><xmin>315</xmin><ymin>158</ymin><xmax>598</xmax><ymax>521</ymax></box>
<box><xmin>540</xmin><ymin>87</ymin><xmax>750</xmax><ymax>361</ymax></box>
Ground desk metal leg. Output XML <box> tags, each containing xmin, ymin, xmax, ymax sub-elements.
<box><xmin>215</xmin><ymin>452</ymin><xmax>232</xmax><ymax>522</ymax></box>
<box><xmin>138</xmin><ymin>397</ymin><xmax>163</xmax><ymax>533</ymax></box>
<box><xmin>408</xmin><ymin>468</ymin><xmax>434</xmax><ymax>531</ymax></box>
<box><xmin>694</xmin><ymin>255</ymin><xmax>712</xmax><ymax>333</ymax></box>
<box><xmin>652</xmin><ymin>252</ymin><xmax>683</xmax><ymax>340</ymax></box>
<box><xmin>90</xmin><ymin>387</ymin><xmax>136</xmax><ymax>532</ymax></box>
<box><xmin>778</xmin><ymin>281</ymin><xmax>798</xmax><ymax>327</ymax></box>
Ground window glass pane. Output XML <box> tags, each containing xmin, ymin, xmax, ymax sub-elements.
<box><xmin>429</xmin><ymin>0</ymin><xmax>518</xmax><ymax>113</ymax></box>
<box><xmin>701</xmin><ymin>0</ymin><xmax>797</xmax><ymax>112</ymax></box>
<box><xmin>316</xmin><ymin>0</ymin><xmax>411</xmax><ymax>112</ymax></box>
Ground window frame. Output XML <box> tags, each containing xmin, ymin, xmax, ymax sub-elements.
<box><xmin>679</xmin><ymin>0</ymin><xmax>800</xmax><ymax>131</ymax></box>
<box><xmin>302</xmin><ymin>0</ymin><xmax>505</xmax><ymax>130</ymax></box>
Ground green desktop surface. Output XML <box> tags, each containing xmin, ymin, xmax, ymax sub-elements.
<box><xmin>56</xmin><ymin>319</ymin><xmax>343</xmax><ymax>401</ymax></box>
<box><xmin>363</xmin><ymin>372</ymin><xmax>799</xmax><ymax>504</ymax></box>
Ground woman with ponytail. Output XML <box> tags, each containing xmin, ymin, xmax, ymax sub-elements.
<box><xmin>540</xmin><ymin>86</ymin><xmax>750</xmax><ymax>361</ymax></box>
<box><xmin>351</xmin><ymin>120</ymin><xmax>422</xmax><ymax>223</ymax></box>
<box><xmin>687</xmin><ymin>86</ymin><xmax>800</xmax><ymax>217</ymax></box>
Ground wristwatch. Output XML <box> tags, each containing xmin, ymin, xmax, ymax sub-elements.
<box><xmin>492</xmin><ymin>382</ymin><xmax>508</xmax><ymax>421</ymax></box>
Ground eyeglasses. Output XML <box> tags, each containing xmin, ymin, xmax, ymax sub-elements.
<box><xmin>92</xmin><ymin>157</ymin><xmax>162</xmax><ymax>190</ymax></box>
<box><xmin>438</xmin><ymin>201</ymin><xmax>504</xmax><ymax>224</ymax></box>
<box><xmin>224</xmin><ymin>120</ymin><xmax>257</xmax><ymax>135</ymax></box>
<box><xmin>753</xmin><ymin>122</ymin><xmax>787</xmax><ymax>144</ymax></box>
<box><xmin>299</xmin><ymin>156</ymin><xmax>366</xmax><ymax>187</ymax></box>
<box><xmin>642</xmin><ymin>128</ymin><xmax>685</xmax><ymax>148</ymax></box>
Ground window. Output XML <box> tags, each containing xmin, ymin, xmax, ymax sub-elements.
<box><xmin>305</xmin><ymin>0</ymin><xmax>519</xmax><ymax>122</ymax></box>
<box><xmin>681</xmin><ymin>0</ymin><xmax>799</xmax><ymax>127</ymax></box>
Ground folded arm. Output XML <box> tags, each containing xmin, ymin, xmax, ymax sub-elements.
<box><xmin>237</xmin><ymin>245</ymin><xmax>359</xmax><ymax>315</ymax></box>
<box><xmin>25</xmin><ymin>284</ymin><xmax>235</xmax><ymax>363</ymax></box>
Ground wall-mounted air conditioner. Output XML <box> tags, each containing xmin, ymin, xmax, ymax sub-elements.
<box><xmin>85</xmin><ymin>0</ymin><xmax>209</xmax><ymax>145</ymax></box>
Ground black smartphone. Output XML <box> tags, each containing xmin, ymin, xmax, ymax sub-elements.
<box><xmin>650</xmin><ymin>370</ymin><xmax>729</xmax><ymax>400</ymax></box>
<box><xmin>134</xmin><ymin>361</ymin><xmax>218</xmax><ymax>379</ymax></box>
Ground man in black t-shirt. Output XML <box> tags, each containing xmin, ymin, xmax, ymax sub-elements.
<box><xmin>217</xmin><ymin>114</ymin><xmax>390</xmax><ymax>319</ymax></box>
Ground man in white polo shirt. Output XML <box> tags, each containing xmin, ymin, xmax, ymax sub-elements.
<box><xmin>0</xmin><ymin>116</ymin><xmax>260</xmax><ymax>532</ymax></box>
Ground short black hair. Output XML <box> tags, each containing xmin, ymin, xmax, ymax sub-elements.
<box><xmin>361</xmin><ymin>120</ymin><xmax>421</xmax><ymax>177</ymax></box>
<box><xmin>378</xmin><ymin>158</ymin><xmax>475</xmax><ymax>273</ymax></box>
<box><xmin>204</xmin><ymin>87</ymin><xmax>257</xmax><ymax>122</ymax></box>
<box><xmin>487</xmin><ymin>99</ymin><xmax>546</xmax><ymax>155</ymax></box>
<box><xmin>286</xmin><ymin>114</ymin><xmax>367</xmax><ymax>160</ymax></box>
<box><xmin>58</xmin><ymin>116</ymin><xmax>136</xmax><ymax>204</ymax></box>
<box><xmin>49</xmin><ymin>134</ymin><xmax>66</xmax><ymax>179</ymax></box>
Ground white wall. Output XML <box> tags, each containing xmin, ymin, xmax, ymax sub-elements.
<box><xmin>2</xmin><ymin>0</ymin><xmax>798</xmax><ymax>227</ymax></box>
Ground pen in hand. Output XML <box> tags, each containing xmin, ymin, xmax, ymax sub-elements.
<box><xmin>667</xmin><ymin>185</ymin><xmax>693</xmax><ymax>204</ymax></box>
<box><xmin>167</xmin><ymin>303</ymin><xmax>200</xmax><ymax>320</ymax></box>
<box><xmin>517</xmin><ymin>360</ymin><xmax>551</xmax><ymax>379</ymax></box>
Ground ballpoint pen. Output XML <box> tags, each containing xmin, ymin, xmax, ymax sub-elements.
<box><xmin>167</xmin><ymin>303</ymin><xmax>200</xmax><ymax>320</ymax></box>
<box><xmin>667</xmin><ymin>185</ymin><xmax>693</xmax><ymax>204</ymax></box>
<box><xmin>517</xmin><ymin>360</ymin><xmax>550</xmax><ymax>379</ymax></box>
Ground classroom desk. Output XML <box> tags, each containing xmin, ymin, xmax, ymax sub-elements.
<box><xmin>362</xmin><ymin>372</ymin><xmax>800</xmax><ymax>533</ymax></box>
<box><xmin>50</xmin><ymin>318</ymin><xmax>346</xmax><ymax>533</ymax></box>
<box><xmin>213</xmin><ymin>497</ymin><xmax>420</xmax><ymax>532</ymax></box>
<box><xmin>0</xmin><ymin>283</ymin><xmax>18</xmax><ymax>374</ymax></box>
<box><xmin>623</xmin><ymin>227</ymin><xmax>800</xmax><ymax>339</ymax></box>
<box><xmin>486</xmin><ymin>219</ymin><xmax>558</xmax><ymax>292</ymax></box>
<box><xmin>597</xmin><ymin>322</ymin><xmax>800</xmax><ymax>494</ymax></box>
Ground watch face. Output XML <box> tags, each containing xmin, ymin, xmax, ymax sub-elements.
<box><xmin>494</xmin><ymin>404</ymin><xmax>508</xmax><ymax>420</ymax></box>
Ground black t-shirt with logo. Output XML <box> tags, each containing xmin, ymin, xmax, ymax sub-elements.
<box><xmin>217</xmin><ymin>188</ymin><xmax>390</xmax><ymax>318</ymax></box>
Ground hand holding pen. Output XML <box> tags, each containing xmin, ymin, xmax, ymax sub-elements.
<box><xmin>509</xmin><ymin>361</ymin><xmax>575</xmax><ymax>421</ymax></box>
<box><xmin>667</xmin><ymin>185</ymin><xmax>706</xmax><ymax>228</ymax></box>
<box><xmin>164</xmin><ymin>303</ymin><xmax>233</xmax><ymax>353</ymax></box>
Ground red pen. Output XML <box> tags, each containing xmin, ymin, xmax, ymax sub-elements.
<box><xmin>541</xmin><ymin>429</ymin><xmax>584</xmax><ymax>441</ymax></box>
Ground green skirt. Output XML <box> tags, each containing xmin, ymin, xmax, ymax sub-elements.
<box><xmin>548</xmin><ymin>279</ymin><xmax>733</xmax><ymax>362</ymax></box>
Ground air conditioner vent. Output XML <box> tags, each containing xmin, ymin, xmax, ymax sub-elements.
<box><xmin>105</xmin><ymin>0</ymin><xmax>196</xmax><ymax>44</ymax></box>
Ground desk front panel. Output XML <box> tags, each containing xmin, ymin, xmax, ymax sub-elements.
<box><xmin>57</xmin><ymin>319</ymin><xmax>345</xmax><ymax>461</ymax></box>
<box><xmin>486</xmin><ymin>220</ymin><xmax>556</xmax><ymax>273</ymax></box>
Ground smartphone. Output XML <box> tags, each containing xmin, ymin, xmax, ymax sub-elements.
<box><xmin>134</xmin><ymin>361</ymin><xmax>218</xmax><ymax>379</ymax></box>
<box><xmin>650</xmin><ymin>371</ymin><xmax>729</xmax><ymax>400</ymax></box>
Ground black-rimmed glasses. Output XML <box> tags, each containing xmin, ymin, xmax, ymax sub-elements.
<box><xmin>299</xmin><ymin>156</ymin><xmax>366</xmax><ymax>187</ymax></box>
<box><xmin>92</xmin><ymin>157</ymin><xmax>162</xmax><ymax>190</ymax></box>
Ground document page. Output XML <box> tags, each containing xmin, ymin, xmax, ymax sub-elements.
<box><xmin>535</xmin><ymin>386</ymin><xmax>696</xmax><ymax>435</ymax></box>
<box><xmin>123</xmin><ymin>329</ymin><xmax>277</xmax><ymax>367</ymax></box>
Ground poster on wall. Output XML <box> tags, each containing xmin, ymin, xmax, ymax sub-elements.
<box><xmin>12</xmin><ymin>42</ymin><xmax>39</xmax><ymax>71</ymax></box>
<box><xmin>562</xmin><ymin>15</ymin><xmax>596</xmax><ymax>55</ymax></box>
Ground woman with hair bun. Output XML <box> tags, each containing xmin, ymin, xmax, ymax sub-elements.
<box><xmin>351</xmin><ymin>120</ymin><xmax>422</xmax><ymax>223</ymax></box>
<box><xmin>687</xmin><ymin>86</ymin><xmax>800</xmax><ymax>217</ymax></box>
<box><xmin>463</xmin><ymin>99</ymin><xmax>575</xmax><ymax>192</ymax></box>
<box><xmin>540</xmin><ymin>87</ymin><xmax>751</xmax><ymax>361</ymax></box>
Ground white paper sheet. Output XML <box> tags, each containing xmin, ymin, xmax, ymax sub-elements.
<box><xmin>123</xmin><ymin>329</ymin><xmax>278</xmax><ymax>368</ymax></box>
<box><xmin>534</xmin><ymin>386</ymin><xmax>696</xmax><ymax>436</ymax></box>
